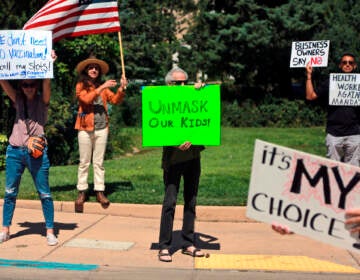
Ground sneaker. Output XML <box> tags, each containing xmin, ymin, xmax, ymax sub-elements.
<box><xmin>46</xmin><ymin>233</ymin><xmax>58</xmax><ymax>246</ymax></box>
<box><xmin>0</xmin><ymin>232</ymin><xmax>10</xmax><ymax>243</ymax></box>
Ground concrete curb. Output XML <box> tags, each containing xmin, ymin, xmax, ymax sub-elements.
<box><xmin>4</xmin><ymin>200</ymin><xmax>254</xmax><ymax>223</ymax></box>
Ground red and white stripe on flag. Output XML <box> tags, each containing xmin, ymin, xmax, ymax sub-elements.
<box><xmin>23</xmin><ymin>0</ymin><xmax>120</xmax><ymax>42</ymax></box>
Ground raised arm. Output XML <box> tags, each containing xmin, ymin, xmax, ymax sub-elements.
<box><xmin>0</xmin><ymin>80</ymin><xmax>16</xmax><ymax>103</ymax></box>
<box><xmin>305</xmin><ymin>62</ymin><xmax>318</xmax><ymax>101</ymax></box>
<box><xmin>42</xmin><ymin>50</ymin><xmax>58</xmax><ymax>105</ymax></box>
<box><xmin>42</xmin><ymin>79</ymin><xmax>51</xmax><ymax>105</ymax></box>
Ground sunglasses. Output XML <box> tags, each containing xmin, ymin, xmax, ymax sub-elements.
<box><xmin>171</xmin><ymin>80</ymin><xmax>187</xmax><ymax>85</ymax></box>
<box><xmin>21</xmin><ymin>82</ymin><xmax>36</xmax><ymax>88</ymax></box>
<box><xmin>87</xmin><ymin>65</ymin><xmax>100</xmax><ymax>71</ymax></box>
<box><xmin>341</xmin><ymin>60</ymin><xmax>355</xmax><ymax>66</ymax></box>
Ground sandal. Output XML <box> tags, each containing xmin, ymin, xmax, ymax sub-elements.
<box><xmin>158</xmin><ymin>249</ymin><xmax>172</xmax><ymax>262</ymax></box>
<box><xmin>182</xmin><ymin>246</ymin><xmax>205</xmax><ymax>257</ymax></box>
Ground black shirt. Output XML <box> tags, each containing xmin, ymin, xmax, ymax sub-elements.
<box><xmin>161</xmin><ymin>145</ymin><xmax>205</xmax><ymax>170</ymax></box>
<box><xmin>316</xmin><ymin>78</ymin><xmax>360</xmax><ymax>136</ymax></box>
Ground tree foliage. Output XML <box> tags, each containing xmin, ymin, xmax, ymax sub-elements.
<box><xmin>0</xmin><ymin>0</ymin><xmax>196</xmax><ymax>165</ymax></box>
<box><xmin>178</xmin><ymin>0</ymin><xmax>360</xmax><ymax>97</ymax></box>
<box><xmin>1</xmin><ymin>0</ymin><xmax>360</xmax><ymax>166</ymax></box>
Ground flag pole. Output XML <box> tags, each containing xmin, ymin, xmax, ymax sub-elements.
<box><xmin>118</xmin><ymin>31</ymin><xmax>126</xmax><ymax>79</ymax></box>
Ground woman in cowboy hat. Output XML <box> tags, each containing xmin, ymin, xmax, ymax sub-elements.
<box><xmin>74</xmin><ymin>56</ymin><xmax>127</xmax><ymax>212</ymax></box>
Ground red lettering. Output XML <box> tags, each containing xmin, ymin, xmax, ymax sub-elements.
<box><xmin>310</xmin><ymin>57</ymin><xmax>322</xmax><ymax>65</ymax></box>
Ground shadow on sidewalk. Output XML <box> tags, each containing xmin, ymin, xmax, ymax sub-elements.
<box><xmin>150</xmin><ymin>230</ymin><xmax>220</xmax><ymax>254</ymax></box>
<box><xmin>10</xmin><ymin>221</ymin><xmax>78</xmax><ymax>239</ymax></box>
<box><xmin>50</xmin><ymin>181</ymin><xmax>134</xmax><ymax>194</ymax></box>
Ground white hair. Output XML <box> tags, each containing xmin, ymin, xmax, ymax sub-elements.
<box><xmin>164</xmin><ymin>67</ymin><xmax>188</xmax><ymax>84</ymax></box>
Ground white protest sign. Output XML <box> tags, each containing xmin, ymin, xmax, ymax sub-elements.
<box><xmin>0</xmin><ymin>30</ymin><xmax>53</xmax><ymax>79</ymax></box>
<box><xmin>290</xmin><ymin>40</ymin><xmax>330</xmax><ymax>68</ymax></box>
<box><xmin>246</xmin><ymin>139</ymin><xmax>360</xmax><ymax>253</ymax></box>
<box><xmin>329</xmin><ymin>73</ymin><xmax>360</xmax><ymax>106</ymax></box>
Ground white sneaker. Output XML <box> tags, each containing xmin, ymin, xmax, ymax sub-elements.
<box><xmin>0</xmin><ymin>232</ymin><xmax>10</xmax><ymax>243</ymax></box>
<box><xmin>46</xmin><ymin>233</ymin><xmax>58</xmax><ymax>246</ymax></box>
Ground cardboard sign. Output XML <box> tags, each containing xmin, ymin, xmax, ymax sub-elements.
<box><xmin>329</xmin><ymin>73</ymin><xmax>360</xmax><ymax>106</ymax></box>
<box><xmin>246</xmin><ymin>139</ymin><xmax>360</xmax><ymax>253</ymax></box>
<box><xmin>0</xmin><ymin>30</ymin><xmax>53</xmax><ymax>79</ymax></box>
<box><xmin>141</xmin><ymin>85</ymin><xmax>221</xmax><ymax>147</ymax></box>
<box><xmin>290</xmin><ymin>40</ymin><xmax>330</xmax><ymax>68</ymax></box>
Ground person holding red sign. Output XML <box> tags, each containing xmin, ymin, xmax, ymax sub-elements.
<box><xmin>157</xmin><ymin>67</ymin><xmax>206</xmax><ymax>262</ymax></box>
<box><xmin>306</xmin><ymin>53</ymin><xmax>360</xmax><ymax>166</ymax></box>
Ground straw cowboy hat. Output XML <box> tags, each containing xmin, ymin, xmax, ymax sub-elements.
<box><xmin>75</xmin><ymin>56</ymin><xmax>109</xmax><ymax>74</ymax></box>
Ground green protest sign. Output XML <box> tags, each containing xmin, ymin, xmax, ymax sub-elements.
<box><xmin>141</xmin><ymin>85</ymin><xmax>221</xmax><ymax>147</ymax></box>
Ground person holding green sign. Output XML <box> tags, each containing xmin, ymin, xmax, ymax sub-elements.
<box><xmin>158</xmin><ymin>67</ymin><xmax>206</xmax><ymax>262</ymax></box>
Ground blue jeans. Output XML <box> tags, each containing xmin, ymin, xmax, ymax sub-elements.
<box><xmin>3</xmin><ymin>145</ymin><xmax>54</xmax><ymax>229</ymax></box>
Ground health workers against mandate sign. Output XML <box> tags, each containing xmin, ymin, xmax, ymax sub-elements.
<box><xmin>0</xmin><ymin>30</ymin><xmax>53</xmax><ymax>80</ymax></box>
<box><xmin>329</xmin><ymin>73</ymin><xmax>360</xmax><ymax>106</ymax></box>
<box><xmin>290</xmin><ymin>40</ymin><xmax>330</xmax><ymax>68</ymax></box>
<box><xmin>141</xmin><ymin>84</ymin><xmax>221</xmax><ymax>147</ymax></box>
<box><xmin>246</xmin><ymin>139</ymin><xmax>360</xmax><ymax>253</ymax></box>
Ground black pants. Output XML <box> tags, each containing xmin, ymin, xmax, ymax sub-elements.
<box><xmin>158</xmin><ymin>158</ymin><xmax>201</xmax><ymax>250</ymax></box>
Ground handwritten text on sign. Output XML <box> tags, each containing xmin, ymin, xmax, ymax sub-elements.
<box><xmin>290</xmin><ymin>40</ymin><xmax>329</xmax><ymax>68</ymax></box>
<box><xmin>246</xmin><ymin>139</ymin><xmax>360</xmax><ymax>253</ymax></box>
<box><xmin>141</xmin><ymin>85</ymin><xmax>221</xmax><ymax>147</ymax></box>
<box><xmin>329</xmin><ymin>73</ymin><xmax>360</xmax><ymax>106</ymax></box>
<box><xmin>0</xmin><ymin>30</ymin><xmax>53</xmax><ymax>80</ymax></box>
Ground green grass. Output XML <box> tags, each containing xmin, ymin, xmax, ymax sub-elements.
<box><xmin>0</xmin><ymin>127</ymin><xmax>326</xmax><ymax>206</ymax></box>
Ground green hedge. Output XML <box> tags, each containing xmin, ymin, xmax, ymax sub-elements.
<box><xmin>221</xmin><ymin>96</ymin><xmax>326</xmax><ymax>128</ymax></box>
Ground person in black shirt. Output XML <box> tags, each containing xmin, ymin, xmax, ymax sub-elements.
<box><xmin>157</xmin><ymin>67</ymin><xmax>206</xmax><ymax>262</ymax></box>
<box><xmin>306</xmin><ymin>53</ymin><xmax>360</xmax><ymax>166</ymax></box>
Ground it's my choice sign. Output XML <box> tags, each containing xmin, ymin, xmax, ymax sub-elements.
<box><xmin>290</xmin><ymin>40</ymin><xmax>330</xmax><ymax>68</ymax></box>
<box><xmin>246</xmin><ymin>139</ymin><xmax>360</xmax><ymax>253</ymax></box>
<box><xmin>0</xmin><ymin>30</ymin><xmax>53</xmax><ymax>79</ymax></box>
<box><xmin>141</xmin><ymin>85</ymin><xmax>221</xmax><ymax>147</ymax></box>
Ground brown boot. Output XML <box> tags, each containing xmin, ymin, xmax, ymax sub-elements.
<box><xmin>96</xmin><ymin>191</ymin><xmax>110</xmax><ymax>209</ymax></box>
<box><xmin>75</xmin><ymin>191</ymin><xmax>86</xmax><ymax>213</ymax></box>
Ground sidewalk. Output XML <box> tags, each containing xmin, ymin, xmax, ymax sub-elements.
<box><xmin>0</xmin><ymin>200</ymin><xmax>359</xmax><ymax>274</ymax></box>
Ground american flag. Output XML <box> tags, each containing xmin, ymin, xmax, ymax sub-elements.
<box><xmin>23</xmin><ymin>0</ymin><xmax>121</xmax><ymax>42</ymax></box>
